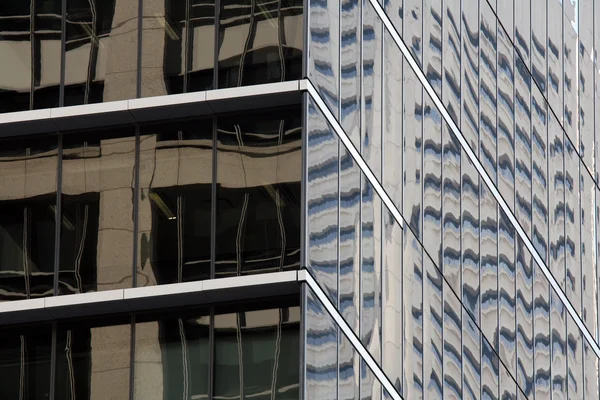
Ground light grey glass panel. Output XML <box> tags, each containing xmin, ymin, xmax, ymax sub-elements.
<box><xmin>360</xmin><ymin>177</ymin><xmax>381</xmax><ymax>400</ymax></box>
<box><xmin>461</xmin><ymin>0</ymin><xmax>479</xmax><ymax>152</ymax></box>
<box><xmin>424</xmin><ymin>256</ymin><xmax>443</xmax><ymax>399</ymax></box>
<box><xmin>596</xmin><ymin>187</ymin><xmax>600</xmax><ymax>343</ymax></box>
<box><xmin>362</xmin><ymin>1</ymin><xmax>382</xmax><ymax>179</ymax></box>
<box><xmin>515</xmin><ymin>238</ymin><xmax>534</xmax><ymax>397</ymax></box>
<box><xmin>480</xmin><ymin>183</ymin><xmax>498</xmax><ymax>353</ymax></box>
<box><xmin>580</xmin><ymin>170</ymin><xmax>596</xmax><ymax>345</ymax></box>
<box><xmin>383</xmin><ymin>30</ymin><xmax>403</xmax><ymax>213</ymax></box>
<box><xmin>567</xmin><ymin>313</ymin><xmax>583</xmax><ymax>399</ymax></box>
<box><xmin>382</xmin><ymin>201</ymin><xmax>403</xmax><ymax>394</ymax></box>
<box><xmin>339</xmin><ymin>148</ymin><xmax>360</xmax><ymax>400</ymax></box>
<box><xmin>339</xmin><ymin>327</ymin><xmax>359</xmax><ymax>400</ymax></box>
<box><xmin>547</xmin><ymin>0</ymin><xmax>563</xmax><ymax>124</ymax></box>
<box><xmin>382</xmin><ymin>0</ymin><xmax>402</xmax><ymax>34</ymax></box>
<box><xmin>514</xmin><ymin>0</ymin><xmax>529</xmax><ymax>65</ymax></box>
<box><xmin>533</xmin><ymin>249</ymin><xmax>552</xmax><ymax>397</ymax></box>
<box><xmin>583</xmin><ymin>341</ymin><xmax>599</xmax><ymax>398</ymax></box>
<box><xmin>64</xmin><ymin>0</ymin><xmax>137</xmax><ymax>105</ymax></box>
<box><xmin>341</xmin><ymin>0</ymin><xmax>361</xmax><ymax>146</ymax></box>
<box><xmin>360</xmin><ymin>360</ymin><xmax>381</xmax><ymax>400</ymax></box>
<box><xmin>548</xmin><ymin>113</ymin><xmax>566</xmax><ymax>289</ymax></box>
<box><xmin>496</xmin><ymin>24</ymin><xmax>515</xmax><ymax>211</ymax></box>
<box><xmin>514</xmin><ymin>55</ymin><xmax>532</xmax><ymax>238</ymax></box>
<box><xmin>495</xmin><ymin>0</ymin><xmax>512</xmax><ymax>43</ymax></box>
<box><xmin>308</xmin><ymin>0</ymin><xmax>339</xmax><ymax>114</ymax></box>
<box><xmin>462</xmin><ymin>156</ymin><xmax>480</xmax><ymax>324</ymax></box>
<box><xmin>499</xmin><ymin>363</ymin><xmax>517</xmax><ymax>400</ymax></box>
<box><xmin>596</xmin><ymin>0</ymin><xmax>600</xmax><ymax>183</ymax></box>
<box><xmin>551</xmin><ymin>291</ymin><xmax>567</xmax><ymax>399</ymax></box>
<box><xmin>424</xmin><ymin>0</ymin><xmax>442</xmax><ymax>98</ymax></box>
<box><xmin>442</xmin><ymin>126</ymin><xmax>461</xmax><ymax>294</ymax></box>
<box><xmin>402</xmin><ymin>215</ymin><xmax>423</xmax><ymax>398</ymax></box>
<box><xmin>442</xmin><ymin>0</ymin><xmax>460</xmax><ymax>126</ymax></box>
<box><xmin>565</xmin><ymin>139</ymin><xmax>581</xmax><ymax>316</ymax></box>
<box><xmin>579</xmin><ymin>0</ymin><xmax>593</xmax><ymax>56</ymax></box>
<box><xmin>463</xmin><ymin>316</ymin><xmax>481</xmax><ymax>399</ymax></box>
<box><xmin>402</xmin><ymin>2</ymin><xmax>422</xmax><ymax>238</ymax></box>
<box><xmin>307</xmin><ymin>98</ymin><xmax>339</xmax><ymax>303</ymax></box>
<box><xmin>563</xmin><ymin>0</ymin><xmax>578</xmax><ymax>149</ymax></box>
<box><xmin>305</xmin><ymin>286</ymin><xmax>338</xmax><ymax>400</ymax></box>
<box><xmin>530</xmin><ymin>0</ymin><xmax>546</xmax><ymax>94</ymax></box>
<box><xmin>498</xmin><ymin>210</ymin><xmax>516</xmax><ymax>378</ymax></box>
<box><xmin>479</xmin><ymin>4</ymin><xmax>497</xmax><ymax>182</ymax></box>
<box><xmin>579</xmin><ymin>28</ymin><xmax>594</xmax><ymax>172</ymax></box>
<box><xmin>444</xmin><ymin>283</ymin><xmax>462</xmax><ymax>399</ymax></box>
<box><xmin>481</xmin><ymin>337</ymin><xmax>499</xmax><ymax>400</ymax></box>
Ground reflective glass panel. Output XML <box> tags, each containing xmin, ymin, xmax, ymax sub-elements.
<box><xmin>137</xmin><ymin>119</ymin><xmax>213</xmax><ymax>286</ymax></box>
<box><xmin>214</xmin><ymin>304</ymin><xmax>300</xmax><ymax>399</ymax></box>
<box><xmin>0</xmin><ymin>135</ymin><xmax>58</xmax><ymax>301</ymax></box>
<box><xmin>218</xmin><ymin>0</ymin><xmax>303</xmax><ymax>88</ymax></box>
<box><xmin>55</xmin><ymin>317</ymin><xmax>132</xmax><ymax>400</ymax></box>
<box><xmin>64</xmin><ymin>0</ymin><xmax>138</xmax><ymax>105</ymax></box>
<box><xmin>60</xmin><ymin>127</ymin><xmax>136</xmax><ymax>294</ymax></box>
<box><xmin>215</xmin><ymin>108</ymin><xmax>301</xmax><ymax>277</ymax></box>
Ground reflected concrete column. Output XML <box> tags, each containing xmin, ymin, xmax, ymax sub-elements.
<box><xmin>89</xmin><ymin>325</ymin><xmax>132</xmax><ymax>400</ymax></box>
<box><xmin>141</xmin><ymin>0</ymin><xmax>170</xmax><ymax>97</ymax></box>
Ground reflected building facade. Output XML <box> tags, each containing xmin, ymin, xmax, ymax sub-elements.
<box><xmin>1</xmin><ymin>0</ymin><xmax>600</xmax><ymax>399</ymax></box>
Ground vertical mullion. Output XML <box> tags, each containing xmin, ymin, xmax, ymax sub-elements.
<box><xmin>59</xmin><ymin>0</ymin><xmax>66</xmax><ymax>107</ymax></box>
<box><xmin>129</xmin><ymin>315</ymin><xmax>136</xmax><ymax>400</ymax></box>
<box><xmin>208</xmin><ymin>308</ymin><xmax>215</xmax><ymax>400</ymax></box>
<box><xmin>49</xmin><ymin>322</ymin><xmax>57</xmax><ymax>400</ymax></box>
<box><xmin>214</xmin><ymin>0</ymin><xmax>221</xmax><ymax>88</ymax></box>
<box><xmin>132</xmin><ymin>126</ymin><xmax>141</xmax><ymax>287</ymax></box>
<box><xmin>137</xmin><ymin>0</ymin><xmax>143</xmax><ymax>98</ymax></box>
<box><xmin>54</xmin><ymin>133</ymin><xmax>63</xmax><ymax>297</ymax></box>
<box><xmin>184</xmin><ymin>0</ymin><xmax>191</xmax><ymax>92</ymax></box>
<box><xmin>211</xmin><ymin>116</ymin><xmax>218</xmax><ymax>280</ymax></box>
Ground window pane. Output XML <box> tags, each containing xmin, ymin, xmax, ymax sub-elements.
<box><xmin>134</xmin><ymin>311</ymin><xmax>210</xmax><ymax>400</ymax></box>
<box><xmin>138</xmin><ymin>119</ymin><xmax>213</xmax><ymax>286</ymax></box>
<box><xmin>141</xmin><ymin>0</ymin><xmax>215</xmax><ymax>97</ymax></box>
<box><xmin>64</xmin><ymin>0</ymin><xmax>138</xmax><ymax>105</ymax></box>
<box><xmin>0</xmin><ymin>325</ymin><xmax>52</xmax><ymax>399</ymax></box>
<box><xmin>55</xmin><ymin>318</ymin><xmax>131</xmax><ymax>400</ymax></box>
<box><xmin>59</xmin><ymin>128</ymin><xmax>136</xmax><ymax>294</ymax></box>
<box><xmin>0</xmin><ymin>0</ymin><xmax>61</xmax><ymax>113</ymax></box>
<box><xmin>0</xmin><ymin>135</ymin><xmax>58</xmax><ymax>301</ymax></box>
<box><xmin>215</xmin><ymin>109</ymin><xmax>301</xmax><ymax>277</ymax></box>
<box><xmin>217</xmin><ymin>0</ymin><xmax>303</xmax><ymax>88</ymax></box>
<box><xmin>214</xmin><ymin>305</ymin><xmax>300</xmax><ymax>400</ymax></box>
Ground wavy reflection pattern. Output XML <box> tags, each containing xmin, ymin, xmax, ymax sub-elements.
<box><xmin>305</xmin><ymin>0</ymin><xmax>600</xmax><ymax>397</ymax></box>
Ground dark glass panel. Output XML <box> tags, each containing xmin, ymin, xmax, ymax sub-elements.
<box><xmin>64</xmin><ymin>0</ymin><xmax>138</xmax><ymax>105</ymax></box>
<box><xmin>188</xmin><ymin>0</ymin><xmax>215</xmax><ymax>91</ymax></box>
<box><xmin>0</xmin><ymin>325</ymin><xmax>52</xmax><ymax>399</ymax></box>
<box><xmin>0</xmin><ymin>135</ymin><xmax>58</xmax><ymax>301</ymax></box>
<box><xmin>215</xmin><ymin>109</ymin><xmax>301</xmax><ymax>277</ymax></box>
<box><xmin>0</xmin><ymin>0</ymin><xmax>61</xmax><ymax>113</ymax></box>
<box><xmin>134</xmin><ymin>310</ymin><xmax>210</xmax><ymax>400</ymax></box>
<box><xmin>59</xmin><ymin>127</ymin><xmax>136</xmax><ymax>294</ymax></box>
<box><xmin>137</xmin><ymin>119</ymin><xmax>213</xmax><ymax>286</ymax></box>
<box><xmin>217</xmin><ymin>0</ymin><xmax>303</xmax><ymax>88</ymax></box>
<box><xmin>55</xmin><ymin>317</ymin><xmax>131</xmax><ymax>400</ymax></box>
<box><xmin>214</xmin><ymin>304</ymin><xmax>300</xmax><ymax>400</ymax></box>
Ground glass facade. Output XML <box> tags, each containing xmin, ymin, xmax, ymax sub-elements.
<box><xmin>0</xmin><ymin>300</ymin><xmax>299</xmax><ymax>399</ymax></box>
<box><xmin>3</xmin><ymin>0</ymin><xmax>600</xmax><ymax>398</ymax></box>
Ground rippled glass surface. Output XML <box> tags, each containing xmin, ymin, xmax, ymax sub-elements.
<box><xmin>64</xmin><ymin>0</ymin><xmax>138</xmax><ymax>105</ymax></box>
<box><xmin>137</xmin><ymin>119</ymin><xmax>213</xmax><ymax>286</ymax></box>
<box><xmin>0</xmin><ymin>135</ymin><xmax>58</xmax><ymax>301</ymax></box>
<box><xmin>60</xmin><ymin>127</ymin><xmax>136</xmax><ymax>293</ymax></box>
<box><xmin>141</xmin><ymin>0</ymin><xmax>215</xmax><ymax>97</ymax></box>
<box><xmin>0</xmin><ymin>1</ymin><xmax>61</xmax><ymax>113</ymax></box>
<box><xmin>218</xmin><ymin>0</ymin><xmax>303</xmax><ymax>89</ymax></box>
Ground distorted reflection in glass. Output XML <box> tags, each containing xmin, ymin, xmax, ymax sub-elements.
<box><xmin>0</xmin><ymin>1</ymin><xmax>61</xmax><ymax>112</ymax></box>
<box><xmin>215</xmin><ymin>109</ymin><xmax>301</xmax><ymax>277</ymax></box>
<box><xmin>141</xmin><ymin>0</ymin><xmax>215</xmax><ymax>97</ymax></box>
<box><xmin>55</xmin><ymin>318</ymin><xmax>131</xmax><ymax>400</ymax></box>
<box><xmin>0</xmin><ymin>135</ymin><xmax>58</xmax><ymax>301</ymax></box>
<box><xmin>218</xmin><ymin>0</ymin><xmax>303</xmax><ymax>88</ymax></box>
<box><xmin>59</xmin><ymin>128</ymin><xmax>136</xmax><ymax>294</ymax></box>
<box><xmin>64</xmin><ymin>0</ymin><xmax>138</xmax><ymax>105</ymax></box>
<box><xmin>137</xmin><ymin>119</ymin><xmax>213</xmax><ymax>286</ymax></box>
<box><xmin>214</xmin><ymin>303</ymin><xmax>300</xmax><ymax>400</ymax></box>
<box><xmin>0</xmin><ymin>325</ymin><xmax>52</xmax><ymax>399</ymax></box>
<box><xmin>135</xmin><ymin>310</ymin><xmax>210</xmax><ymax>400</ymax></box>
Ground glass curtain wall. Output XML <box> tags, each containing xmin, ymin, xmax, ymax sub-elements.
<box><xmin>0</xmin><ymin>300</ymin><xmax>299</xmax><ymax>400</ymax></box>
<box><xmin>305</xmin><ymin>0</ymin><xmax>600</xmax><ymax>396</ymax></box>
